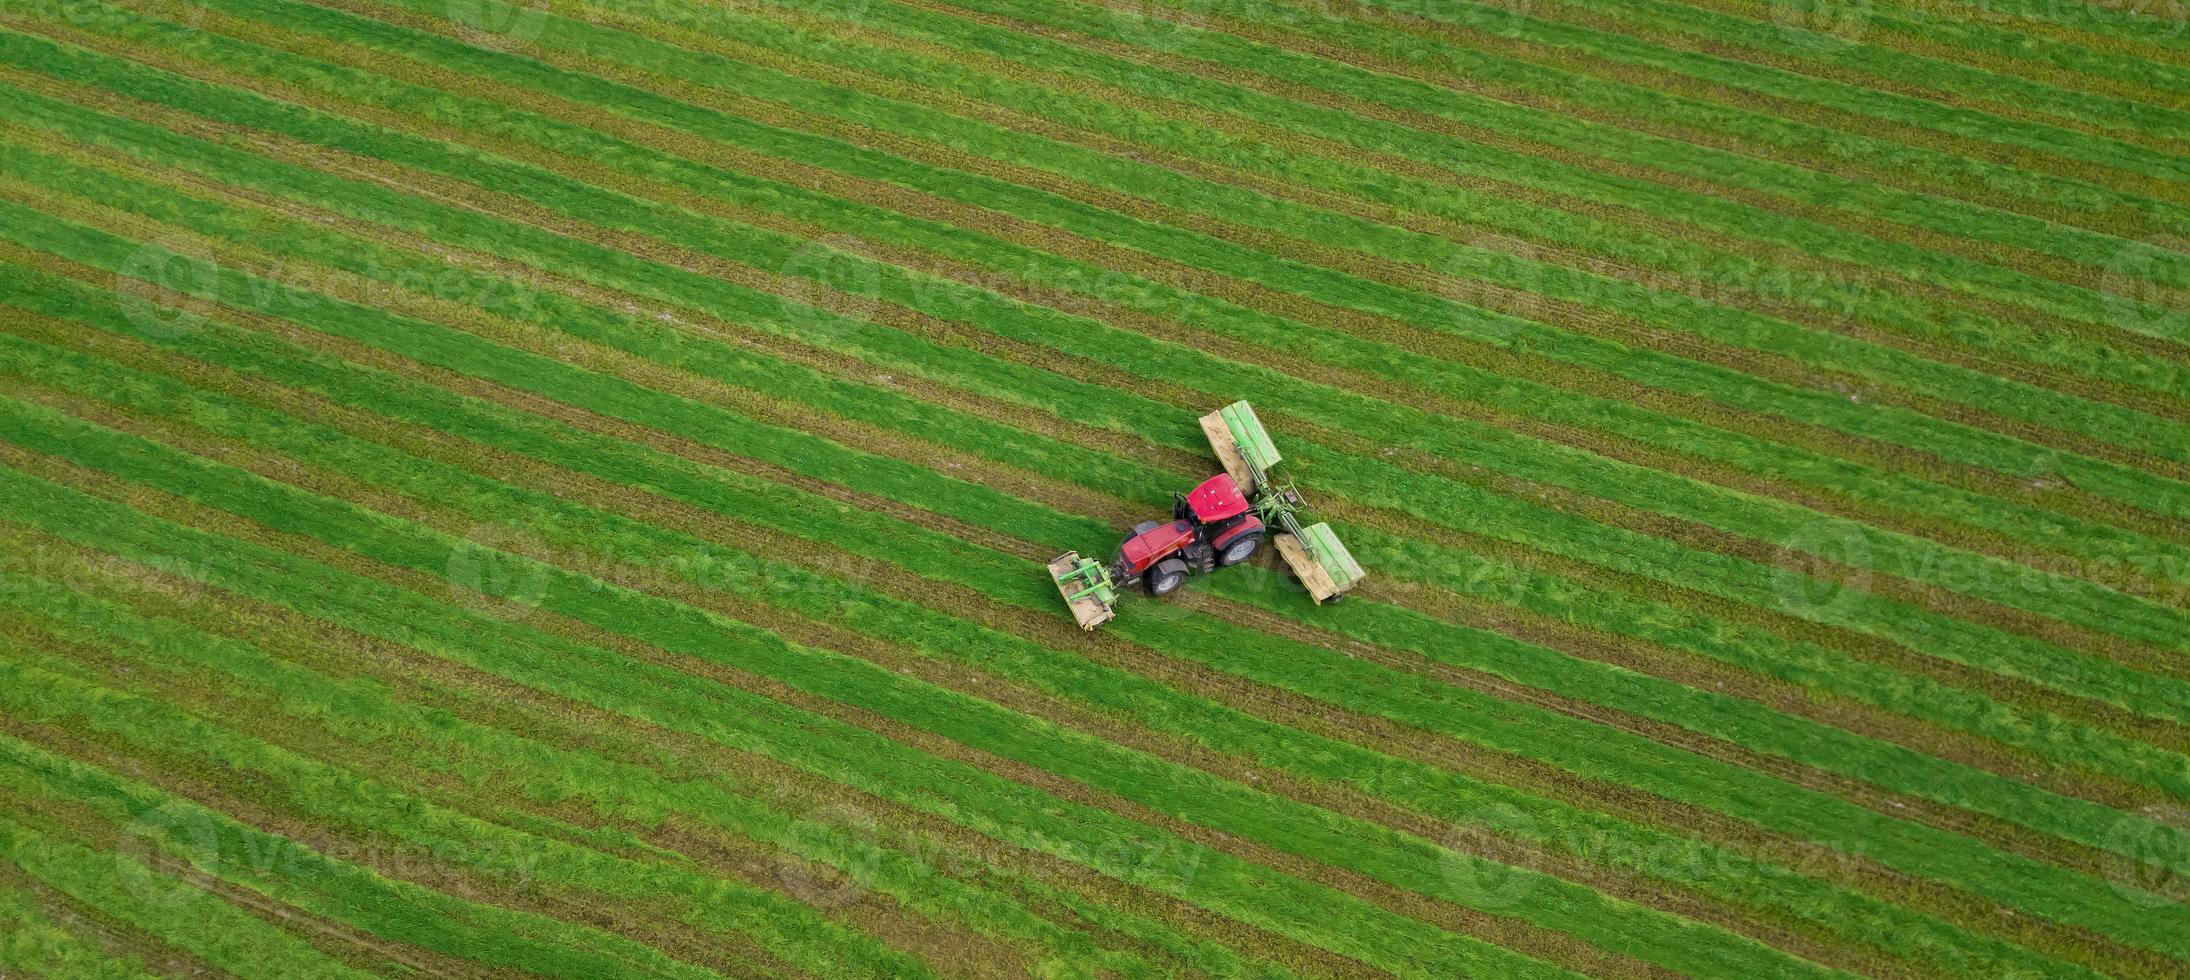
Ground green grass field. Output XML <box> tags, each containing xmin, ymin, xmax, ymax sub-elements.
<box><xmin>1</xmin><ymin>0</ymin><xmax>2188</xmax><ymax>975</ymax></box>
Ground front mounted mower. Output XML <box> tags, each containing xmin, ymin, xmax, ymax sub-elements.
<box><xmin>1049</xmin><ymin>401</ymin><xmax>1365</xmax><ymax>630</ymax></box>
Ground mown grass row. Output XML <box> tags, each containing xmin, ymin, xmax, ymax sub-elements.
<box><xmin>966</xmin><ymin>1</ymin><xmax>2190</xmax><ymax>351</ymax></box>
<box><xmin>338</xmin><ymin>0</ymin><xmax>2190</xmax><ymax>432</ymax></box>
<box><xmin>17</xmin><ymin>21</ymin><xmax>2190</xmax><ymax>692</ymax></box>
<box><xmin>0</xmin><ymin>451</ymin><xmax>1597</xmax><ymax>979</ymax></box>
<box><xmin>172</xmin><ymin>0</ymin><xmax>2190</xmax><ymax>468</ymax></box>
<box><xmin>1706</xmin><ymin>0</ymin><xmax>2190</xmax><ymax>103</ymax></box>
<box><xmin>1547</xmin><ymin>0</ymin><xmax>2190</xmax><ymax>138</ymax></box>
<box><xmin>1407</xmin><ymin>0</ymin><xmax>2190</xmax><ymax>114</ymax></box>
<box><xmin>177</xmin><ymin>0</ymin><xmax>2190</xmax><ymax>494</ymax></box>
<box><xmin>4</xmin><ymin>212</ymin><xmax>2190</xmax><ymax>964</ymax></box>
<box><xmin>0</xmin><ymin>568</ymin><xmax>1269</xmax><ymax>978</ymax></box>
<box><xmin>1886</xmin><ymin>0</ymin><xmax>2190</xmax><ymax>57</ymax></box>
<box><xmin>8</xmin><ymin>163</ymin><xmax>2181</xmax><ymax>973</ymax></box>
<box><xmin>11</xmin><ymin>119</ymin><xmax>2188</xmax><ymax>862</ymax></box>
<box><xmin>540</xmin><ymin>0</ymin><xmax>2190</xmax><ymax>436</ymax></box>
<box><xmin>0</xmin><ymin>300</ymin><xmax>2114</xmax><ymax>976</ymax></box>
<box><xmin>24</xmin><ymin>197</ymin><xmax>2189</xmax><ymax>827</ymax></box>
<box><xmin>0</xmin><ymin>354</ymin><xmax>1884</xmax><ymax>980</ymax></box>
<box><xmin>0</xmin><ymin>877</ymin><xmax>154</xmax><ymax>978</ymax></box>
<box><xmin>902</xmin><ymin>0</ymin><xmax>2190</xmax><ymax>271</ymax></box>
<box><xmin>8</xmin><ymin>51</ymin><xmax>2181</xmax><ymax>758</ymax></box>
<box><xmin>73</xmin><ymin>0</ymin><xmax>2190</xmax><ymax>587</ymax></box>
<box><xmin>1353</xmin><ymin>0</ymin><xmax>2190</xmax><ymax>183</ymax></box>
<box><xmin>0</xmin><ymin>659</ymin><xmax>924</xmax><ymax>980</ymax></box>
<box><xmin>0</xmin><ymin>806</ymin><xmax>383</xmax><ymax>980</ymax></box>
<box><xmin>8</xmin><ymin>1</ymin><xmax>2181</xmax><ymax>973</ymax></box>
<box><xmin>8</xmin><ymin>143</ymin><xmax>2181</xmax><ymax>868</ymax></box>
<box><xmin>797</xmin><ymin>0</ymin><xmax>2190</xmax><ymax>322</ymax></box>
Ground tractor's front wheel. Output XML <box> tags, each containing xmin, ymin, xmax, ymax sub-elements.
<box><xmin>1216</xmin><ymin>532</ymin><xmax>1263</xmax><ymax>567</ymax></box>
<box><xmin>1146</xmin><ymin>558</ymin><xmax>1189</xmax><ymax>597</ymax></box>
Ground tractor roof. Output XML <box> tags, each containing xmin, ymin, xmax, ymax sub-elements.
<box><xmin>1187</xmin><ymin>473</ymin><xmax>1251</xmax><ymax>523</ymax></box>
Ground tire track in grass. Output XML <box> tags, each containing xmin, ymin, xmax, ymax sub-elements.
<box><xmin>0</xmin><ymin>874</ymin><xmax>165</xmax><ymax>979</ymax></box>
<box><xmin>0</xmin><ymin>247</ymin><xmax>2181</xmax><ymax>980</ymax></box>
<box><xmin>0</xmin><ymin>850</ymin><xmax>224</xmax><ymax>979</ymax></box>
<box><xmin>11</xmin><ymin>37</ymin><xmax>2186</xmax><ymax>674</ymax></box>
<box><xmin>0</xmin><ymin>809</ymin><xmax>384</xmax><ymax>980</ymax></box>
<box><xmin>198</xmin><ymin>0</ymin><xmax>2190</xmax><ymax>464</ymax></box>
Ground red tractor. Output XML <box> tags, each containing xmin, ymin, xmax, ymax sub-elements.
<box><xmin>1113</xmin><ymin>472</ymin><xmax>1267</xmax><ymax>598</ymax></box>
<box><xmin>1050</xmin><ymin>401</ymin><xmax>1364</xmax><ymax>630</ymax></box>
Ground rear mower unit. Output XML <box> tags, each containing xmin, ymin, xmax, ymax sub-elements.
<box><xmin>1049</xmin><ymin>401</ymin><xmax>1366</xmax><ymax>630</ymax></box>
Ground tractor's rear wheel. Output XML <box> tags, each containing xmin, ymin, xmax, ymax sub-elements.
<box><xmin>1146</xmin><ymin>558</ymin><xmax>1189</xmax><ymax>597</ymax></box>
<box><xmin>1215</xmin><ymin>532</ymin><xmax>1263</xmax><ymax>567</ymax></box>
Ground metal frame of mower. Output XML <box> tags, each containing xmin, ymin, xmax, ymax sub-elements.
<box><xmin>1049</xmin><ymin>401</ymin><xmax>1365</xmax><ymax>630</ymax></box>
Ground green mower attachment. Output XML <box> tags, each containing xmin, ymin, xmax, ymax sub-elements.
<box><xmin>1199</xmin><ymin>400</ymin><xmax>1365</xmax><ymax>604</ymax></box>
<box><xmin>1048</xmin><ymin>551</ymin><xmax>1118</xmax><ymax>630</ymax></box>
<box><xmin>1048</xmin><ymin>400</ymin><xmax>1365</xmax><ymax>629</ymax></box>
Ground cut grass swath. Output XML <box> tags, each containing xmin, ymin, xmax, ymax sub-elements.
<box><xmin>8</xmin><ymin>34</ymin><xmax>2189</xmax><ymax>667</ymax></box>
<box><xmin>4</xmin><ymin>318</ymin><xmax>2189</xmax><ymax>961</ymax></box>
<box><xmin>0</xmin><ymin>320</ymin><xmax>2104</xmax><ymax>976</ymax></box>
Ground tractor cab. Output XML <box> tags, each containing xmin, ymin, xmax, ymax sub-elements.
<box><xmin>1181</xmin><ymin>473</ymin><xmax>1250</xmax><ymax>523</ymax></box>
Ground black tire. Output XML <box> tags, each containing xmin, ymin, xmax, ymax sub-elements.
<box><xmin>1145</xmin><ymin>558</ymin><xmax>1189</xmax><ymax>597</ymax></box>
<box><xmin>1215</xmin><ymin>532</ymin><xmax>1263</xmax><ymax>567</ymax></box>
